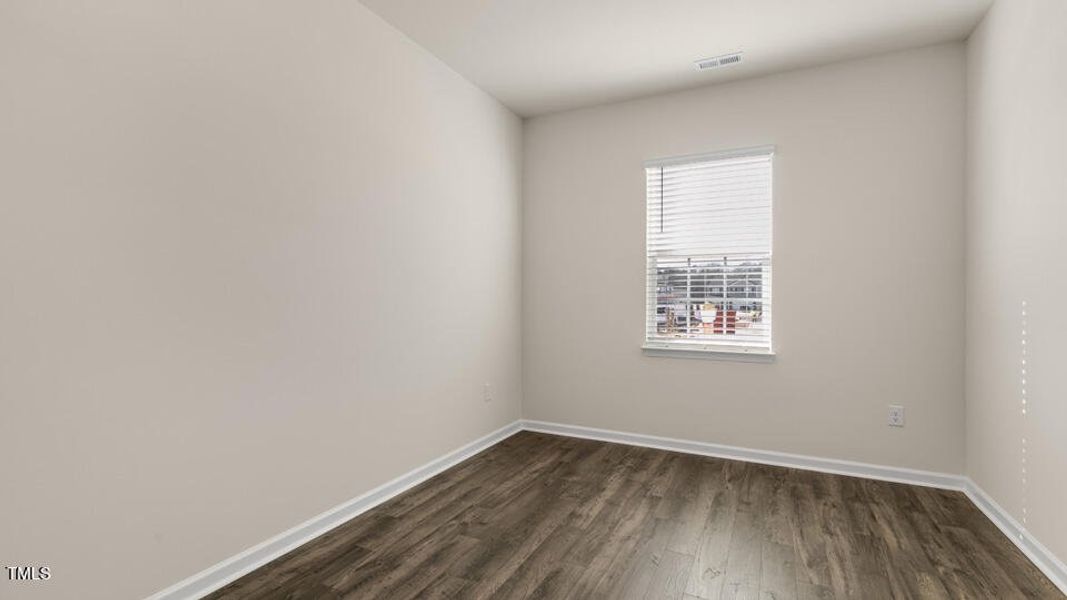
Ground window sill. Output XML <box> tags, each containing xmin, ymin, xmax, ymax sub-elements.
<box><xmin>641</xmin><ymin>344</ymin><xmax>776</xmax><ymax>362</ymax></box>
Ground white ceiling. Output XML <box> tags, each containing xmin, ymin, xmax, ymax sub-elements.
<box><xmin>359</xmin><ymin>0</ymin><xmax>992</xmax><ymax>117</ymax></box>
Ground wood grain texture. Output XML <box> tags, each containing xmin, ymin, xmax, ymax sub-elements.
<box><xmin>206</xmin><ymin>432</ymin><xmax>1062</xmax><ymax>599</ymax></box>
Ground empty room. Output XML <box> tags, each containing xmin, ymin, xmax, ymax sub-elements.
<box><xmin>3</xmin><ymin>0</ymin><xmax>1066</xmax><ymax>598</ymax></box>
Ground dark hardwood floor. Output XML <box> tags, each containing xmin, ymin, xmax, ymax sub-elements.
<box><xmin>206</xmin><ymin>431</ymin><xmax>1062</xmax><ymax>599</ymax></box>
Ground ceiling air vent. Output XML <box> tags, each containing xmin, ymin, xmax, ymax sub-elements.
<box><xmin>695</xmin><ymin>51</ymin><xmax>743</xmax><ymax>71</ymax></box>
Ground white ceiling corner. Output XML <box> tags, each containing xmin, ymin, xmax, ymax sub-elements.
<box><xmin>359</xmin><ymin>0</ymin><xmax>992</xmax><ymax>117</ymax></box>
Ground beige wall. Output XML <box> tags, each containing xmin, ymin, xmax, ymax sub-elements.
<box><xmin>966</xmin><ymin>0</ymin><xmax>1067</xmax><ymax>566</ymax></box>
<box><xmin>523</xmin><ymin>44</ymin><xmax>966</xmax><ymax>473</ymax></box>
<box><xmin>0</xmin><ymin>2</ymin><xmax>521</xmax><ymax>599</ymax></box>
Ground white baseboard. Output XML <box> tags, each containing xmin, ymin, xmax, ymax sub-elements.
<box><xmin>963</xmin><ymin>478</ymin><xmax>1067</xmax><ymax>595</ymax></box>
<box><xmin>521</xmin><ymin>419</ymin><xmax>965</xmax><ymax>489</ymax></box>
<box><xmin>145</xmin><ymin>420</ymin><xmax>523</xmax><ymax>600</ymax></box>
<box><xmin>146</xmin><ymin>418</ymin><xmax>1067</xmax><ymax>599</ymax></box>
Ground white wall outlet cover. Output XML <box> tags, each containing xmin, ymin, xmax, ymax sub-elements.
<box><xmin>888</xmin><ymin>405</ymin><xmax>905</xmax><ymax>427</ymax></box>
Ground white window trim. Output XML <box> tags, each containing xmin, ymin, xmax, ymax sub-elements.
<box><xmin>641</xmin><ymin>344</ymin><xmax>776</xmax><ymax>362</ymax></box>
<box><xmin>643</xmin><ymin>145</ymin><xmax>776</xmax><ymax>361</ymax></box>
<box><xmin>643</xmin><ymin>144</ymin><xmax>776</xmax><ymax>169</ymax></box>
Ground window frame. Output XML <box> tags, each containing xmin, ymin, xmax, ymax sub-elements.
<box><xmin>641</xmin><ymin>145</ymin><xmax>776</xmax><ymax>361</ymax></box>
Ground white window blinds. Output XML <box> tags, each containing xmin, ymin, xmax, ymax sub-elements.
<box><xmin>645</xmin><ymin>147</ymin><xmax>773</xmax><ymax>354</ymax></box>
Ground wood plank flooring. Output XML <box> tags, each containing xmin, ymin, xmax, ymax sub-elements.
<box><xmin>206</xmin><ymin>432</ymin><xmax>1062</xmax><ymax>599</ymax></box>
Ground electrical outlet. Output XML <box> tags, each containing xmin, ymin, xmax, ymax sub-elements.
<box><xmin>888</xmin><ymin>405</ymin><xmax>905</xmax><ymax>427</ymax></box>
<box><xmin>483</xmin><ymin>383</ymin><xmax>492</xmax><ymax>403</ymax></box>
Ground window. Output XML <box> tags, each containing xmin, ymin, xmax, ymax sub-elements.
<box><xmin>644</xmin><ymin>147</ymin><xmax>773</xmax><ymax>356</ymax></box>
